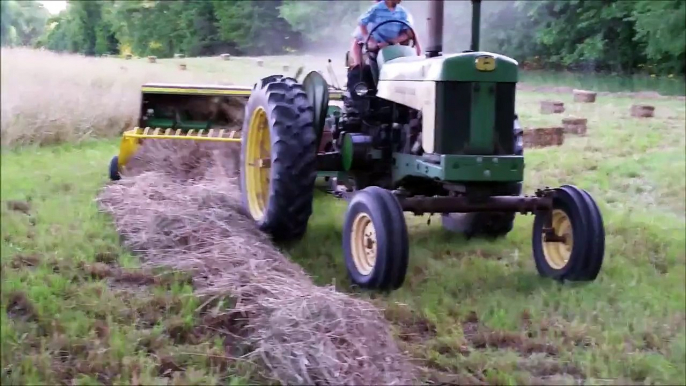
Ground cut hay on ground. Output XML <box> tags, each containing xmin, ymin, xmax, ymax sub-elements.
<box><xmin>96</xmin><ymin>140</ymin><xmax>416</xmax><ymax>385</ymax></box>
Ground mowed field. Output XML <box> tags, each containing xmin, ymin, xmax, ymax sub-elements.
<box><xmin>1</xmin><ymin>48</ymin><xmax>685</xmax><ymax>385</ymax></box>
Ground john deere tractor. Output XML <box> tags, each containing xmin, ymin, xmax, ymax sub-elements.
<box><xmin>110</xmin><ymin>0</ymin><xmax>605</xmax><ymax>292</ymax></box>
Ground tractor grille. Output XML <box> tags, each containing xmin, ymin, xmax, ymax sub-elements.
<box><xmin>494</xmin><ymin>82</ymin><xmax>517</xmax><ymax>155</ymax></box>
<box><xmin>434</xmin><ymin>82</ymin><xmax>472</xmax><ymax>155</ymax></box>
<box><xmin>433</xmin><ymin>81</ymin><xmax>517</xmax><ymax>155</ymax></box>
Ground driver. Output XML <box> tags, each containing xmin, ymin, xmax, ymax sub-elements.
<box><xmin>349</xmin><ymin>0</ymin><xmax>418</xmax><ymax>68</ymax></box>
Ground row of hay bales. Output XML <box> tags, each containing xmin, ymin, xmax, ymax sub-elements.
<box><xmin>109</xmin><ymin>52</ymin><xmax>294</xmax><ymax>71</ymax></box>
<box><xmin>524</xmin><ymin>89</ymin><xmax>657</xmax><ymax>148</ymax></box>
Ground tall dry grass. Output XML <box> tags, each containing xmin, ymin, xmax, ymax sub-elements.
<box><xmin>0</xmin><ymin>48</ymin><xmax>231</xmax><ymax>147</ymax></box>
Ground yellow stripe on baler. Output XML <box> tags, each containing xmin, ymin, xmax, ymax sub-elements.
<box><xmin>123</xmin><ymin>127</ymin><xmax>242</xmax><ymax>142</ymax></box>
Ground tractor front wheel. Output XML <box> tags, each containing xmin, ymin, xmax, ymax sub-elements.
<box><xmin>240</xmin><ymin>75</ymin><xmax>318</xmax><ymax>241</ymax></box>
<box><xmin>532</xmin><ymin>185</ymin><xmax>605</xmax><ymax>281</ymax></box>
<box><xmin>342</xmin><ymin>187</ymin><xmax>409</xmax><ymax>291</ymax></box>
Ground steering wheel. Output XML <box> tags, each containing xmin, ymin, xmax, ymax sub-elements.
<box><xmin>363</xmin><ymin>19</ymin><xmax>417</xmax><ymax>54</ymax></box>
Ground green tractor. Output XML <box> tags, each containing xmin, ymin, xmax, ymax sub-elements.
<box><xmin>110</xmin><ymin>0</ymin><xmax>605</xmax><ymax>292</ymax></box>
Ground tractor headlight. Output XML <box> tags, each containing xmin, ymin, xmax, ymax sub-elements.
<box><xmin>353</xmin><ymin>82</ymin><xmax>368</xmax><ymax>97</ymax></box>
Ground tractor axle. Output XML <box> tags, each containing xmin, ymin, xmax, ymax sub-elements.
<box><xmin>398</xmin><ymin>195</ymin><xmax>553</xmax><ymax>215</ymax></box>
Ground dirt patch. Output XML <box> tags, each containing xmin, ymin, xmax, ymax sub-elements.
<box><xmin>383</xmin><ymin>302</ymin><xmax>438</xmax><ymax>343</ymax></box>
<box><xmin>10</xmin><ymin>253</ymin><xmax>42</xmax><ymax>269</ymax></box>
<box><xmin>6</xmin><ymin>200</ymin><xmax>31</xmax><ymax>215</ymax></box>
<box><xmin>5</xmin><ymin>291</ymin><xmax>39</xmax><ymax>323</ymax></box>
<box><xmin>96</xmin><ymin>140</ymin><xmax>415</xmax><ymax>385</ymax></box>
<box><xmin>461</xmin><ymin>312</ymin><xmax>559</xmax><ymax>356</ymax></box>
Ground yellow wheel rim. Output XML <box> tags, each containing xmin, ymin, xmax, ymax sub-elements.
<box><xmin>350</xmin><ymin>213</ymin><xmax>377</xmax><ymax>276</ymax></box>
<box><xmin>244</xmin><ymin>107</ymin><xmax>271</xmax><ymax>221</ymax></box>
<box><xmin>542</xmin><ymin>209</ymin><xmax>574</xmax><ymax>269</ymax></box>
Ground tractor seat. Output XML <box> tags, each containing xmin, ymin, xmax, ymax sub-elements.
<box><xmin>367</xmin><ymin>45</ymin><xmax>419</xmax><ymax>85</ymax></box>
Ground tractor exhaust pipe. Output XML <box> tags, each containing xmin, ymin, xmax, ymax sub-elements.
<box><xmin>471</xmin><ymin>0</ymin><xmax>481</xmax><ymax>52</ymax></box>
<box><xmin>426</xmin><ymin>0</ymin><xmax>444</xmax><ymax>57</ymax></box>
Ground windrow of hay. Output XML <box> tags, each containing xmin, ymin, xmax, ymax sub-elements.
<box><xmin>96</xmin><ymin>140</ymin><xmax>416</xmax><ymax>385</ymax></box>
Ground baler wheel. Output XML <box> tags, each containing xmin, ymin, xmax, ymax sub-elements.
<box><xmin>109</xmin><ymin>156</ymin><xmax>121</xmax><ymax>181</ymax></box>
<box><xmin>342</xmin><ymin>187</ymin><xmax>409</xmax><ymax>291</ymax></box>
<box><xmin>532</xmin><ymin>185</ymin><xmax>605</xmax><ymax>281</ymax></box>
<box><xmin>240</xmin><ymin>75</ymin><xmax>318</xmax><ymax>241</ymax></box>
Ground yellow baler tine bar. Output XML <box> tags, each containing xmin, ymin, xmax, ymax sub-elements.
<box><xmin>121</xmin><ymin>127</ymin><xmax>240</xmax><ymax>143</ymax></box>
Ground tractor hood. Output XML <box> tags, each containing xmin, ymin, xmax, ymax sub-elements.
<box><xmin>379</xmin><ymin>51</ymin><xmax>518</xmax><ymax>83</ymax></box>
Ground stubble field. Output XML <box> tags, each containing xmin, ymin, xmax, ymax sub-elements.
<box><xmin>1</xmin><ymin>47</ymin><xmax>685</xmax><ymax>385</ymax></box>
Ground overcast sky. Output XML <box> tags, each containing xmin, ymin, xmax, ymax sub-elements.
<box><xmin>39</xmin><ymin>0</ymin><xmax>67</xmax><ymax>14</ymax></box>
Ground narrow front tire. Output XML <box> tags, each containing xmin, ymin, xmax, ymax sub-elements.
<box><xmin>342</xmin><ymin>187</ymin><xmax>409</xmax><ymax>291</ymax></box>
<box><xmin>532</xmin><ymin>185</ymin><xmax>605</xmax><ymax>281</ymax></box>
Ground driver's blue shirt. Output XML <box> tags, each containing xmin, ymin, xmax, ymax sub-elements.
<box><xmin>354</xmin><ymin>2</ymin><xmax>411</xmax><ymax>43</ymax></box>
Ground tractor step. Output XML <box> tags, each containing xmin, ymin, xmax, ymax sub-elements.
<box><xmin>123</xmin><ymin>127</ymin><xmax>241</xmax><ymax>143</ymax></box>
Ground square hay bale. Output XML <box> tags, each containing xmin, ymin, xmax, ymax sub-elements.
<box><xmin>283</xmin><ymin>64</ymin><xmax>290</xmax><ymax>72</ymax></box>
<box><xmin>562</xmin><ymin>117</ymin><xmax>588</xmax><ymax>136</ymax></box>
<box><xmin>630</xmin><ymin>104</ymin><xmax>655</xmax><ymax>118</ymax></box>
<box><xmin>573</xmin><ymin>89</ymin><xmax>597</xmax><ymax>103</ymax></box>
<box><xmin>523</xmin><ymin>127</ymin><xmax>564</xmax><ymax>148</ymax></box>
<box><xmin>174</xmin><ymin>53</ymin><xmax>185</xmax><ymax>59</ymax></box>
<box><xmin>540</xmin><ymin>100</ymin><xmax>565</xmax><ymax>114</ymax></box>
<box><xmin>257</xmin><ymin>59</ymin><xmax>264</xmax><ymax>67</ymax></box>
<box><xmin>125</xmin><ymin>54</ymin><xmax>132</xmax><ymax>60</ymax></box>
<box><xmin>178</xmin><ymin>63</ymin><xmax>187</xmax><ymax>71</ymax></box>
<box><xmin>220</xmin><ymin>53</ymin><xmax>231</xmax><ymax>61</ymax></box>
<box><xmin>147</xmin><ymin>56</ymin><xmax>157</xmax><ymax>63</ymax></box>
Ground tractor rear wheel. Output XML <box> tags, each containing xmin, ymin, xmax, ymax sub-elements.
<box><xmin>240</xmin><ymin>75</ymin><xmax>318</xmax><ymax>241</ymax></box>
<box><xmin>532</xmin><ymin>185</ymin><xmax>605</xmax><ymax>281</ymax></box>
<box><xmin>342</xmin><ymin>187</ymin><xmax>409</xmax><ymax>291</ymax></box>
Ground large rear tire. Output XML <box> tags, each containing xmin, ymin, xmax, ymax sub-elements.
<box><xmin>240</xmin><ymin>75</ymin><xmax>318</xmax><ymax>241</ymax></box>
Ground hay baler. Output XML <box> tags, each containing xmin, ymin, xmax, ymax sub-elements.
<box><xmin>109</xmin><ymin>0</ymin><xmax>605</xmax><ymax>292</ymax></box>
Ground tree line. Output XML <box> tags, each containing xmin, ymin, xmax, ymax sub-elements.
<box><xmin>1</xmin><ymin>0</ymin><xmax>683</xmax><ymax>75</ymax></box>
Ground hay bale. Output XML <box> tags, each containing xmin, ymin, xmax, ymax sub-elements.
<box><xmin>178</xmin><ymin>63</ymin><xmax>187</xmax><ymax>71</ymax></box>
<box><xmin>102</xmin><ymin>54</ymin><xmax>110</xmax><ymax>58</ymax></box>
<box><xmin>174</xmin><ymin>53</ymin><xmax>185</xmax><ymax>59</ymax></box>
<box><xmin>562</xmin><ymin>117</ymin><xmax>588</xmax><ymax>136</ymax></box>
<box><xmin>573</xmin><ymin>89</ymin><xmax>597</xmax><ymax>103</ymax></box>
<box><xmin>125</xmin><ymin>54</ymin><xmax>132</xmax><ymax>60</ymax></box>
<box><xmin>147</xmin><ymin>56</ymin><xmax>157</xmax><ymax>63</ymax></box>
<box><xmin>540</xmin><ymin>100</ymin><xmax>565</xmax><ymax>114</ymax></box>
<box><xmin>220</xmin><ymin>53</ymin><xmax>231</xmax><ymax>61</ymax></box>
<box><xmin>523</xmin><ymin>127</ymin><xmax>564</xmax><ymax>148</ymax></box>
<box><xmin>283</xmin><ymin>64</ymin><xmax>290</xmax><ymax>72</ymax></box>
<box><xmin>630</xmin><ymin>104</ymin><xmax>655</xmax><ymax>118</ymax></box>
<box><xmin>257</xmin><ymin>59</ymin><xmax>264</xmax><ymax>67</ymax></box>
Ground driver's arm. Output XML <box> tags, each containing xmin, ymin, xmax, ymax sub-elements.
<box><xmin>358</xmin><ymin>4</ymin><xmax>378</xmax><ymax>43</ymax></box>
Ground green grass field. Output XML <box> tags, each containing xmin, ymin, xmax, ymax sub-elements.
<box><xmin>2</xmin><ymin>52</ymin><xmax>685</xmax><ymax>385</ymax></box>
